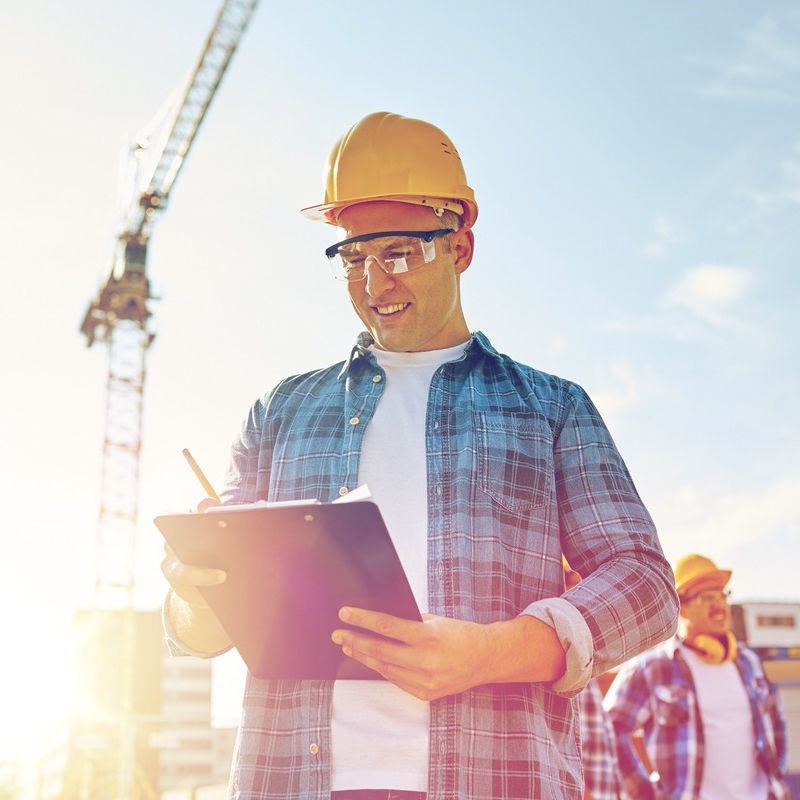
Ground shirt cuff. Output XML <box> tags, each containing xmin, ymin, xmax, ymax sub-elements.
<box><xmin>162</xmin><ymin>588</ymin><xmax>232</xmax><ymax>659</ymax></box>
<box><xmin>520</xmin><ymin>596</ymin><xmax>593</xmax><ymax>696</ymax></box>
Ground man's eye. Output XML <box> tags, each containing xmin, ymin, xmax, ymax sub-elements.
<box><xmin>341</xmin><ymin>254</ymin><xmax>365</xmax><ymax>266</ymax></box>
<box><xmin>385</xmin><ymin>250</ymin><xmax>413</xmax><ymax>259</ymax></box>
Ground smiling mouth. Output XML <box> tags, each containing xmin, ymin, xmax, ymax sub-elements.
<box><xmin>374</xmin><ymin>303</ymin><xmax>409</xmax><ymax>315</ymax></box>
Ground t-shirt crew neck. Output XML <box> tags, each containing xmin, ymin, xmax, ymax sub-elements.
<box><xmin>369</xmin><ymin>341</ymin><xmax>469</xmax><ymax>366</ymax></box>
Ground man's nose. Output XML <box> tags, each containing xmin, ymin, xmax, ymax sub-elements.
<box><xmin>363</xmin><ymin>256</ymin><xmax>396</xmax><ymax>297</ymax></box>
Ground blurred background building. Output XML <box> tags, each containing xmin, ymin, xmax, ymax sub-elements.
<box><xmin>731</xmin><ymin>600</ymin><xmax>800</xmax><ymax>796</ymax></box>
<box><xmin>3</xmin><ymin>609</ymin><xmax>236</xmax><ymax>799</ymax></box>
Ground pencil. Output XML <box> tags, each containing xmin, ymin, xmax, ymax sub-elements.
<box><xmin>182</xmin><ymin>448</ymin><xmax>222</xmax><ymax>503</ymax></box>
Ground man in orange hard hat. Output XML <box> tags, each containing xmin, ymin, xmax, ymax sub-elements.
<box><xmin>604</xmin><ymin>554</ymin><xmax>788</xmax><ymax>800</ymax></box>
<box><xmin>162</xmin><ymin>111</ymin><xmax>679</xmax><ymax>800</ymax></box>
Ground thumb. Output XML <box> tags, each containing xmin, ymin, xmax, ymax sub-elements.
<box><xmin>197</xmin><ymin>496</ymin><xmax>222</xmax><ymax>512</ymax></box>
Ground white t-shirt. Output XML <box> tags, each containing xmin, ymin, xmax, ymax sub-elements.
<box><xmin>681</xmin><ymin>646</ymin><xmax>769</xmax><ymax>800</ymax></box>
<box><xmin>330</xmin><ymin>342</ymin><xmax>468</xmax><ymax>792</ymax></box>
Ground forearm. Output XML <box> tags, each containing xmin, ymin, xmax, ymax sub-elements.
<box><xmin>604</xmin><ymin>669</ymin><xmax>657</xmax><ymax>800</ymax></box>
<box><xmin>482</xmin><ymin>614</ymin><xmax>566</xmax><ymax>684</ymax></box>
<box><xmin>614</xmin><ymin>733</ymin><xmax>655</xmax><ymax>800</ymax></box>
<box><xmin>164</xmin><ymin>590</ymin><xmax>232</xmax><ymax>656</ymax></box>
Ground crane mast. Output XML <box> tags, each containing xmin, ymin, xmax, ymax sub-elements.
<box><xmin>78</xmin><ymin>2</ymin><xmax>258</xmax><ymax>797</ymax></box>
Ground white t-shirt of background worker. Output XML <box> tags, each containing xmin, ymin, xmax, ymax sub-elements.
<box><xmin>330</xmin><ymin>341</ymin><xmax>468</xmax><ymax>793</ymax></box>
<box><xmin>681</xmin><ymin>645</ymin><xmax>769</xmax><ymax>800</ymax></box>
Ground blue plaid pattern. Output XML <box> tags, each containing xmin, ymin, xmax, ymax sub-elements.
<box><xmin>603</xmin><ymin>640</ymin><xmax>788</xmax><ymax>800</ymax></box>
<box><xmin>217</xmin><ymin>331</ymin><xmax>678</xmax><ymax>800</ymax></box>
<box><xmin>578</xmin><ymin>680</ymin><xmax>627</xmax><ymax>799</ymax></box>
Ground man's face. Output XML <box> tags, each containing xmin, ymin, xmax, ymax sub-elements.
<box><xmin>337</xmin><ymin>201</ymin><xmax>473</xmax><ymax>352</ymax></box>
<box><xmin>680</xmin><ymin>586</ymin><xmax>732</xmax><ymax>640</ymax></box>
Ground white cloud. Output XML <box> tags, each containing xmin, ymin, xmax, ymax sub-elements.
<box><xmin>780</xmin><ymin>142</ymin><xmax>800</xmax><ymax>203</ymax></box>
<box><xmin>603</xmin><ymin>315</ymin><xmax>699</xmax><ymax>342</ymax></box>
<box><xmin>663</xmin><ymin>264</ymin><xmax>753</xmax><ymax>327</ymax></box>
<box><xmin>641</xmin><ymin>215</ymin><xmax>679</xmax><ymax>260</ymax></box>
<box><xmin>693</xmin><ymin>11</ymin><xmax>800</xmax><ymax>106</ymax></box>
<box><xmin>653</xmin><ymin>478</ymin><xmax>800</xmax><ymax>599</ymax></box>
<box><xmin>590</xmin><ymin>361</ymin><xmax>655</xmax><ymax>425</ymax></box>
<box><xmin>604</xmin><ymin>264</ymin><xmax>759</xmax><ymax>344</ymax></box>
<box><xmin>739</xmin><ymin>140</ymin><xmax>800</xmax><ymax>209</ymax></box>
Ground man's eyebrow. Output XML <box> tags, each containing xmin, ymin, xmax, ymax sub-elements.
<box><xmin>341</xmin><ymin>235</ymin><xmax>413</xmax><ymax>250</ymax></box>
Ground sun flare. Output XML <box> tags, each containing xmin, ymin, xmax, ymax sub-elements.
<box><xmin>0</xmin><ymin>612</ymin><xmax>79</xmax><ymax>760</ymax></box>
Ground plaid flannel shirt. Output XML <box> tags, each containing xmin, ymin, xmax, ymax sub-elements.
<box><xmin>603</xmin><ymin>639</ymin><xmax>788</xmax><ymax>800</ymax></box>
<box><xmin>173</xmin><ymin>331</ymin><xmax>677</xmax><ymax>800</ymax></box>
<box><xmin>579</xmin><ymin>679</ymin><xmax>627</xmax><ymax>800</ymax></box>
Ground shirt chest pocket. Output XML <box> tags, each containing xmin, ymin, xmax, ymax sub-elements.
<box><xmin>473</xmin><ymin>411</ymin><xmax>553</xmax><ymax>512</ymax></box>
<box><xmin>653</xmin><ymin>685</ymin><xmax>691</xmax><ymax>726</ymax></box>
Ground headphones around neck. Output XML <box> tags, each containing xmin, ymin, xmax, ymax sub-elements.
<box><xmin>683</xmin><ymin>631</ymin><xmax>738</xmax><ymax>664</ymax></box>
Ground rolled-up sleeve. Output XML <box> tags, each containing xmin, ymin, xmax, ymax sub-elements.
<box><xmin>522</xmin><ymin>596</ymin><xmax>594</xmax><ymax>695</ymax></box>
<box><xmin>161</xmin><ymin>588</ymin><xmax>232</xmax><ymax>658</ymax></box>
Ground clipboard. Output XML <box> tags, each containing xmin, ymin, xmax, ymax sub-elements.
<box><xmin>154</xmin><ymin>500</ymin><xmax>421</xmax><ymax>680</ymax></box>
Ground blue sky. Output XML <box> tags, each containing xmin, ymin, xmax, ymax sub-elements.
<box><xmin>1</xmin><ymin>1</ymin><xmax>798</xmax><ymax>730</ymax></box>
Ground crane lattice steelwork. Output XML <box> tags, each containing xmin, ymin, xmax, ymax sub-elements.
<box><xmin>78</xmin><ymin>2</ymin><xmax>258</xmax><ymax>797</ymax></box>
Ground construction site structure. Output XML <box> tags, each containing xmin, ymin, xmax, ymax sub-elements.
<box><xmin>78</xmin><ymin>2</ymin><xmax>259</xmax><ymax>797</ymax></box>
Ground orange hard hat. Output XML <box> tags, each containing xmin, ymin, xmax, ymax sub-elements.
<box><xmin>301</xmin><ymin>111</ymin><xmax>478</xmax><ymax>228</ymax></box>
<box><xmin>674</xmin><ymin>554</ymin><xmax>732</xmax><ymax>598</ymax></box>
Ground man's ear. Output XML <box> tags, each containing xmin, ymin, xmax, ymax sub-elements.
<box><xmin>452</xmin><ymin>228</ymin><xmax>474</xmax><ymax>274</ymax></box>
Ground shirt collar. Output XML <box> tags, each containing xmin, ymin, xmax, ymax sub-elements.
<box><xmin>337</xmin><ymin>330</ymin><xmax>501</xmax><ymax>380</ymax></box>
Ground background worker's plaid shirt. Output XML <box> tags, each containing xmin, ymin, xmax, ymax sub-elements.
<box><xmin>173</xmin><ymin>331</ymin><xmax>678</xmax><ymax>800</ymax></box>
<box><xmin>603</xmin><ymin>639</ymin><xmax>788</xmax><ymax>800</ymax></box>
<box><xmin>579</xmin><ymin>680</ymin><xmax>627</xmax><ymax>800</ymax></box>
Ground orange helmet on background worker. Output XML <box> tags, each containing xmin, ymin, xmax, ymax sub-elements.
<box><xmin>301</xmin><ymin>111</ymin><xmax>478</xmax><ymax>228</ymax></box>
<box><xmin>674</xmin><ymin>553</ymin><xmax>736</xmax><ymax>663</ymax></box>
<box><xmin>673</xmin><ymin>553</ymin><xmax>732</xmax><ymax>599</ymax></box>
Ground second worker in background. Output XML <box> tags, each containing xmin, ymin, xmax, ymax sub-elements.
<box><xmin>604</xmin><ymin>553</ymin><xmax>788</xmax><ymax>800</ymax></box>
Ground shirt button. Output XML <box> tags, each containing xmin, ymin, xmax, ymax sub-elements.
<box><xmin>349</xmin><ymin>416</ymin><xmax>360</xmax><ymax>425</ymax></box>
<box><xmin>338</xmin><ymin>486</ymin><xmax>349</xmax><ymax>496</ymax></box>
<box><xmin>433</xmin><ymin>421</ymin><xmax>439</xmax><ymax>429</ymax></box>
<box><xmin>372</xmin><ymin>374</ymin><xmax>382</xmax><ymax>383</ymax></box>
<box><xmin>436</xmin><ymin>485</ymin><xmax>442</xmax><ymax>496</ymax></box>
<box><xmin>309</xmin><ymin>742</ymin><xmax>319</xmax><ymax>755</ymax></box>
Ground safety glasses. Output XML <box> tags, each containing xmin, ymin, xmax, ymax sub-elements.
<box><xmin>685</xmin><ymin>589</ymin><xmax>732</xmax><ymax>606</ymax></box>
<box><xmin>325</xmin><ymin>229</ymin><xmax>453</xmax><ymax>282</ymax></box>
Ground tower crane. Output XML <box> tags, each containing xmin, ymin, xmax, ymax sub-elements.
<box><xmin>81</xmin><ymin>0</ymin><xmax>259</xmax><ymax>606</ymax></box>
<box><xmin>77</xmin><ymin>2</ymin><xmax>259</xmax><ymax>797</ymax></box>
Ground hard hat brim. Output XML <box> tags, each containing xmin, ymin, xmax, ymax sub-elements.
<box><xmin>301</xmin><ymin>194</ymin><xmax>478</xmax><ymax>228</ymax></box>
<box><xmin>677</xmin><ymin>569</ymin><xmax>732</xmax><ymax>598</ymax></box>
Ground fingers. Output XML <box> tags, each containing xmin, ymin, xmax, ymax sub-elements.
<box><xmin>161</xmin><ymin>548</ymin><xmax>226</xmax><ymax>607</ymax></box>
<box><xmin>331</xmin><ymin>628</ymin><xmax>413</xmax><ymax>669</ymax></box>
<box><xmin>331</xmin><ymin>608</ymin><xmax>425</xmax><ymax>687</ymax></box>
<box><xmin>337</xmin><ymin>606</ymin><xmax>422</xmax><ymax>643</ymax></box>
<box><xmin>197</xmin><ymin>496</ymin><xmax>222</xmax><ymax>512</ymax></box>
<box><xmin>161</xmin><ymin>545</ymin><xmax>226</xmax><ymax>586</ymax></box>
<box><xmin>160</xmin><ymin>500</ymin><xmax>224</xmax><ymax>608</ymax></box>
<box><xmin>332</xmin><ymin>612</ymin><xmax>490</xmax><ymax>701</ymax></box>
<box><xmin>330</xmin><ymin>629</ymin><xmax>444</xmax><ymax>701</ymax></box>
